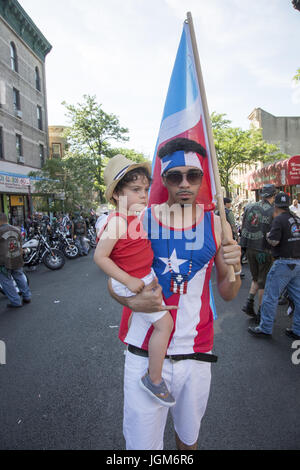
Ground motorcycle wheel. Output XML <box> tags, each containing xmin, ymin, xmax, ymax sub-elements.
<box><xmin>63</xmin><ymin>244</ymin><xmax>79</xmax><ymax>259</ymax></box>
<box><xmin>43</xmin><ymin>249</ymin><xmax>65</xmax><ymax>270</ymax></box>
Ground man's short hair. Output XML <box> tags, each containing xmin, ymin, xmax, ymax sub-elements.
<box><xmin>158</xmin><ymin>138</ymin><xmax>206</xmax><ymax>159</ymax></box>
<box><xmin>0</xmin><ymin>213</ymin><xmax>8</xmax><ymax>223</ymax></box>
<box><xmin>224</xmin><ymin>197</ymin><xmax>232</xmax><ymax>204</ymax></box>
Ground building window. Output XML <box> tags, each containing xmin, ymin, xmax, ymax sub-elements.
<box><xmin>35</xmin><ymin>67</ymin><xmax>41</xmax><ymax>91</ymax></box>
<box><xmin>39</xmin><ymin>144</ymin><xmax>45</xmax><ymax>167</ymax></box>
<box><xmin>10</xmin><ymin>42</ymin><xmax>18</xmax><ymax>72</ymax></box>
<box><xmin>0</xmin><ymin>127</ymin><xmax>4</xmax><ymax>159</ymax></box>
<box><xmin>13</xmin><ymin>88</ymin><xmax>21</xmax><ymax>112</ymax></box>
<box><xmin>37</xmin><ymin>105</ymin><xmax>43</xmax><ymax>130</ymax></box>
<box><xmin>52</xmin><ymin>143</ymin><xmax>62</xmax><ymax>158</ymax></box>
<box><xmin>16</xmin><ymin>134</ymin><xmax>23</xmax><ymax>163</ymax></box>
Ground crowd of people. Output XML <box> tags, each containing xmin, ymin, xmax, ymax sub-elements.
<box><xmin>0</xmin><ymin>209</ymin><xmax>98</xmax><ymax>308</ymax></box>
<box><xmin>215</xmin><ymin>186</ymin><xmax>300</xmax><ymax>340</ymax></box>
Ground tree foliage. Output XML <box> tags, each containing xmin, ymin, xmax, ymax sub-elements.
<box><xmin>294</xmin><ymin>68</ymin><xmax>300</xmax><ymax>82</ymax></box>
<box><xmin>29</xmin><ymin>156</ymin><xmax>96</xmax><ymax>213</ymax></box>
<box><xmin>62</xmin><ymin>95</ymin><xmax>130</xmax><ymax>202</ymax></box>
<box><xmin>211</xmin><ymin>112</ymin><xmax>288</xmax><ymax>196</ymax></box>
<box><xmin>30</xmin><ymin>95</ymin><xmax>150</xmax><ymax>210</ymax></box>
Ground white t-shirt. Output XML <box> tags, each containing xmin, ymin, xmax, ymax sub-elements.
<box><xmin>95</xmin><ymin>214</ymin><xmax>109</xmax><ymax>235</ymax></box>
<box><xmin>289</xmin><ymin>204</ymin><xmax>300</xmax><ymax>218</ymax></box>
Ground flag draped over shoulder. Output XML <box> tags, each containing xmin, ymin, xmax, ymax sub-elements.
<box><xmin>149</xmin><ymin>21</ymin><xmax>216</xmax><ymax>211</ymax></box>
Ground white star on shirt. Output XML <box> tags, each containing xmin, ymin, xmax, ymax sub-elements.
<box><xmin>159</xmin><ymin>248</ymin><xmax>188</xmax><ymax>275</ymax></box>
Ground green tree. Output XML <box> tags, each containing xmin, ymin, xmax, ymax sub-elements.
<box><xmin>62</xmin><ymin>95</ymin><xmax>130</xmax><ymax>202</ymax></box>
<box><xmin>211</xmin><ymin>112</ymin><xmax>288</xmax><ymax>196</ymax></box>
<box><xmin>294</xmin><ymin>68</ymin><xmax>300</xmax><ymax>82</ymax></box>
<box><xmin>29</xmin><ymin>156</ymin><xmax>97</xmax><ymax>213</ymax></box>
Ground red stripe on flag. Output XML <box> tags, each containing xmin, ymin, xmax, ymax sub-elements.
<box><xmin>193</xmin><ymin>258</ymin><xmax>215</xmax><ymax>353</ymax></box>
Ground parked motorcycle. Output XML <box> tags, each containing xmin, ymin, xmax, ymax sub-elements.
<box><xmin>22</xmin><ymin>233</ymin><xmax>65</xmax><ymax>270</ymax></box>
<box><xmin>50</xmin><ymin>229</ymin><xmax>79</xmax><ymax>259</ymax></box>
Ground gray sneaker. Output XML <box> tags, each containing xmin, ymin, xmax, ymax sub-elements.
<box><xmin>140</xmin><ymin>372</ymin><xmax>176</xmax><ymax>407</ymax></box>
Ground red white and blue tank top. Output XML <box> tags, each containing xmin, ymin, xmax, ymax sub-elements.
<box><xmin>119</xmin><ymin>206</ymin><xmax>218</xmax><ymax>354</ymax></box>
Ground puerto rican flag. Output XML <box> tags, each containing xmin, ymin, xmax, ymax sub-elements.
<box><xmin>148</xmin><ymin>19</ymin><xmax>218</xmax><ymax>321</ymax></box>
<box><xmin>148</xmin><ymin>20</ymin><xmax>216</xmax><ymax>211</ymax></box>
<box><xmin>119</xmin><ymin>20</ymin><xmax>218</xmax><ymax>348</ymax></box>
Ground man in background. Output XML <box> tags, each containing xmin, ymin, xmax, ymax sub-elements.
<box><xmin>248</xmin><ymin>192</ymin><xmax>300</xmax><ymax>339</ymax></box>
<box><xmin>0</xmin><ymin>213</ymin><xmax>31</xmax><ymax>308</ymax></box>
<box><xmin>289</xmin><ymin>199</ymin><xmax>300</xmax><ymax>218</ymax></box>
<box><xmin>239</xmin><ymin>184</ymin><xmax>276</xmax><ymax>320</ymax></box>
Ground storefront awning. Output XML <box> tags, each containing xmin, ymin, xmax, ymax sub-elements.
<box><xmin>248</xmin><ymin>155</ymin><xmax>300</xmax><ymax>190</ymax></box>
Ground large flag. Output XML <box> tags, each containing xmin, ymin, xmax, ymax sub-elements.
<box><xmin>119</xmin><ymin>18</ymin><xmax>218</xmax><ymax>345</ymax></box>
<box><xmin>149</xmin><ymin>20</ymin><xmax>216</xmax><ymax>212</ymax></box>
<box><xmin>149</xmin><ymin>19</ymin><xmax>218</xmax><ymax>320</ymax></box>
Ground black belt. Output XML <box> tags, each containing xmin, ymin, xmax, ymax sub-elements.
<box><xmin>275</xmin><ymin>257</ymin><xmax>300</xmax><ymax>260</ymax></box>
<box><xmin>128</xmin><ymin>344</ymin><xmax>218</xmax><ymax>363</ymax></box>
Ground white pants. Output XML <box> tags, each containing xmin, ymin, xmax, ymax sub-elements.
<box><xmin>123</xmin><ymin>351</ymin><xmax>211</xmax><ymax>450</ymax></box>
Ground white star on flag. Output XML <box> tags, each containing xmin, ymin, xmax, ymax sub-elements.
<box><xmin>159</xmin><ymin>249</ymin><xmax>188</xmax><ymax>275</ymax></box>
<box><xmin>160</xmin><ymin>158</ymin><xmax>172</xmax><ymax>174</ymax></box>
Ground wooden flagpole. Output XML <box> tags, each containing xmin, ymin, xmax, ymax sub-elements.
<box><xmin>186</xmin><ymin>11</ymin><xmax>236</xmax><ymax>282</ymax></box>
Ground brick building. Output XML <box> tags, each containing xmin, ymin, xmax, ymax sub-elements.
<box><xmin>0</xmin><ymin>0</ymin><xmax>52</xmax><ymax>226</ymax></box>
<box><xmin>48</xmin><ymin>126</ymin><xmax>68</xmax><ymax>159</ymax></box>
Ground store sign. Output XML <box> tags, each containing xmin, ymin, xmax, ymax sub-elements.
<box><xmin>10</xmin><ymin>195</ymin><xmax>24</xmax><ymax>206</ymax></box>
<box><xmin>0</xmin><ymin>174</ymin><xmax>31</xmax><ymax>191</ymax></box>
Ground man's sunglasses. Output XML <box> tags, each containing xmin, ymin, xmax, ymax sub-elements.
<box><xmin>163</xmin><ymin>169</ymin><xmax>203</xmax><ymax>186</ymax></box>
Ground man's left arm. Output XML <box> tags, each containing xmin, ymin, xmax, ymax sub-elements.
<box><xmin>213</xmin><ymin>215</ymin><xmax>242</xmax><ymax>301</ymax></box>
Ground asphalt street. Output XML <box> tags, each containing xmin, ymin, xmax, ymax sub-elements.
<box><xmin>0</xmin><ymin>252</ymin><xmax>299</xmax><ymax>450</ymax></box>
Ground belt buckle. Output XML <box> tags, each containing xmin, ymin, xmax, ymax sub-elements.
<box><xmin>167</xmin><ymin>354</ymin><xmax>177</xmax><ymax>363</ymax></box>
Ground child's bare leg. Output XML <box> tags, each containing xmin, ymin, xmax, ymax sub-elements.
<box><xmin>148</xmin><ymin>312</ymin><xmax>173</xmax><ymax>384</ymax></box>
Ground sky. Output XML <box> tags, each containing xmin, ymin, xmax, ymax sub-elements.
<box><xmin>19</xmin><ymin>0</ymin><xmax>300</xmax><ymax>159</ymax></box>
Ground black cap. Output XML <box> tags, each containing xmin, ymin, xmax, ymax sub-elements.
<box><xmin>275</xmin><ymin>192</ymin><xmax>290</xmax><ymax>208</ymax></box>
<box><xmin>223</xmin><ymin>197</ymin><xmax>232</xmax><ymax>204</ymax></box>
<box><xmin>261</xmin><ymin>184</ymin><xmax>276</xmax><ymax>197</ymax></box>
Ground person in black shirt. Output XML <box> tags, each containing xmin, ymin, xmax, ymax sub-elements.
<box><xmin>240</xmin><ymin>184</ymin><xmax>275</xmax><ymax>319</ymax></box>
<box><xmin>248</xmin><ymin>192</ymin><xmax>300</xmax><ymax>339</ymax></box>
<box><xmin>73</xmin><ymin>212</ymin><xmax>88</xmax><ymax>256</ymax></box>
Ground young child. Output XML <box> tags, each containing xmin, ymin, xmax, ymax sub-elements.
<box><xmin>94</xmin><ymin>154</ymin><xmax>175</xmax><ymax>407</ymax></box>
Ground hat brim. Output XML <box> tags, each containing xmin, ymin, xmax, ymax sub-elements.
<box><xmin>105</xmin><ymin>162</ymin><xmax>152</xmax><ymax>203</ymax></box>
